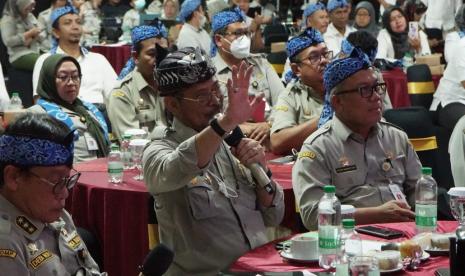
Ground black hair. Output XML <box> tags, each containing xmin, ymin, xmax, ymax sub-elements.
<box><xmin>52</xmin><ymin>12</ymin><xmax>80</xmax><ymax>30</ymax></box>
<box><xmin>0</xmin><ymin>114</ymin><xmax>74</xmax><ymax>187</ymax></box>
<box><xmin>346</xmin><ymin>30</ymin><xmax>378</xmax><ymax>55</ymax></box>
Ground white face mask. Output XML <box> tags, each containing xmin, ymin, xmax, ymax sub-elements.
<box><xmin>199</xmin><ymin>14</ymin><xmax>207</xmax><ymax>27</ymax></box>
<box><xmin>224</xmin><ymin>35</ymin><xmax>251</xmax><ymax>59</ymax></box>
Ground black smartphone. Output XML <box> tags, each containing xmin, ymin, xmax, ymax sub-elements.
<box><xmin>355</xmin><ymin>225</ymin><xmax>404</xmax><ymax>239</ymax></box>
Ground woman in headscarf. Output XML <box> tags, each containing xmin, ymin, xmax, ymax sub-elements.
<box><xmin>1</xmin><ymin>0</ymin><xmax>46</xmax><ymax>71</ymax></box>
<box><xmin>28</xmin><ymin>54</ymin><xmax>110</xmax><ymax>163</ymax></box>
<box><xmin>376</xmin><ymin>6</ymin><xmax>430</xmax><ymax>60</ymax></box>
<box><xmin>353</xmin><ymin>1</ymin><xmax>380</xmax><ymax>38</ymax></box>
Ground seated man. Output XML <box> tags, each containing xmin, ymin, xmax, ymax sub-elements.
<box><xmin>449</xmin><ymin>114</ymin><xmax>465</xmax><ymax>187</ymax></box>
<box><xmin>176</xmin><ymin>0</ymin><xmax>212</xmax><ymax>54</ymax></box>
<box><xmin>108</xmin><ymin>24</ymin><xmax>168</xmax><ymax>141</ymax></box>
<box><xmin>270</xmin><ymin>28</ymin><xmax>329</xmax><ymax>155</ymax></box>
<box><xmin>0</xmin><ymin>113</ymin><xmax>105</xmax><ymax>275</ymax></box>
<box><xmin>293</xmin><ymin>48</ymin><xmax>421</xmax><ymax>230</ymax></box>
<box><xmin>32</xmin><ymin>3</ymin><xmax>117</xmax><ymax>104</ymax></box>
<box><xmin>143</xmin><ymin>47</ymin><xmax>285</xmax><ymax>275</ymax></box>
<box><xmin>323</xmin><ymin>0</ymin><xmax>355</xmax><ymax>55</ymax></box>
<box><xmin>211</xmin><ymin>8</ymin><xmax>285</xmax><ymax>143</ymax></box>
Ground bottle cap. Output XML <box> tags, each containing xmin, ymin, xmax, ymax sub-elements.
<box><xmin>323</xmin><ymin>185</ymin><xmax>336</xmax><ymax>193</ymax></box>
<box><xmin>421</xmin><ymin>167</ymin><xmax>432</xmax><ymax>175</ymax></box>
<box><xmin>122</xmin><ymin>134</ymin><xmax>132</xmax><ymax>140</ymax></box>
<box><xmin>342</xmin><ymin>218</ymin><xmax>355</xmax><ymax>228</ymax></box>
<box><xmin>11</xmin><ymin>92</ymin><xmax>19</xmax><ymax>97</ymax></box>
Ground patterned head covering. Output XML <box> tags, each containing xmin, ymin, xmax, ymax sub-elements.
<box><xmin>154</xmin><ymin>47</ymin><xmax>217</xmax><ymax>96</ymax></box>
<box><xmin>283</xmin><ymin>27</ymin><xmax>325</xmax><ymax>82</ymax></box>
<box><xmin>340</xmin><ymin>33</ymin><xmax>378</xmax><ymax>62</ymax></box>
<box><xmin>302</xmin><ymin>2</ymin><xmax>326</xmax><ymax>27</ymax></box>
<box><xmin>327</xmin><ymin>0</ymin><xmax>349</xmax><ymax>13</ymax></box>
<box><xmin>318</xmin><ymin>47</ymin><xmax>371</xmax><ymax>127</ymax></box>
<box><xmin>179</xmin><ymin>0</ymin><xmax>201</xmax><ymax>22</ymax></box>
<box><xmin>50</xmin><ymin>1</ymin><xmax>85</xmax><ymax>54</ymax></box>
<box><xmin>118</xmin><ymin>22</ymin><xmax>168</xmax><ymax>80</ymax></box>
<box><xmin>210</xmin><ymin>7</ymin><xmax>246</xmax><ymax>56</ymax></box>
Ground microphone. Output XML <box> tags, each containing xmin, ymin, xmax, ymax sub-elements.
<box><xmin>138</xmin><ymin>243</ymin><xmax>174</xmax><ymax>276</ymax></box>
<box><xmin>225</xmin><ymin>127</ymin><xmax>274</xmax><ymax>194</ymax></box>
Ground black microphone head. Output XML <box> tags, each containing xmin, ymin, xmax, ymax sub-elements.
<box><xmin>139</xmin><ymin>244</ymin><xmax>174</xmax><ymax>276</ymax></box>
<box><xmin>224</xmin><ymin>126</ymin><xmax>244</xmax><ymax>147</ymax></box>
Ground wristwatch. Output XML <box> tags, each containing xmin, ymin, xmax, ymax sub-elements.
<box><xmin>210</xmin><ymin>118</ymin><xmax>230</xmax><ymax>138</ymax></box>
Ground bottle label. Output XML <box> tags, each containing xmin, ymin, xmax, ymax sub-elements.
<box><xmin>108</xmin><ymin>162</ymin><xmax>123</xmax><ymax>174</ymax></box>
<box><xmin>415</xmin><ymin>204</ymin><xmax>437</xmax><ymax>227</ymax></box>
<box><xmin>319</xmin><ymin>225</ymin><xmax>340</xmax><ymax>253</ymax></box>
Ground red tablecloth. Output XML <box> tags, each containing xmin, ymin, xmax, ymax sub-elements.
<box><xmin>90</xmin><ymin>44</ymin><xmax>132</xmax><ymax>75</ymax></box>
<box><xmin>229</xmin><ymin>221</ymin><xmax>457</xmax><ymax>274</ymax></box>
<box><xmin>66</xmin><ymin>158</ymin><xmax>149</xmax><ymax>276</ymax></box>
<box><xmin>382</xmin><ymin>68</ymin><xmax>441</xmax><ymax>108</ymax></box>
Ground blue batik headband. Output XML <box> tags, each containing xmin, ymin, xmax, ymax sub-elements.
<box><xmin>318</xmin><ymin>47</ymin><xmax>371</xmax><ymax>127</ymax></box>
<box><xmin>210</xmin><ymin>7</ymin><xmax>246</xmax><ymax>56</ymax></box>
<box><xmin>284</xmin><ymin>27</ymin><xmax>325</xmax><ymax>82</ymax></box>
<box><xmin>0</xmin><ymin>135</ymin><xmax>74</xmax><ymax>166</ymax></box>
<box><xmin>179</xmin><ymin>0</ymin><xmax>201</xmax><ymax>22</ymax></box>
<box><xmin>118</xmin><ymin>23</ymin><xmax>168</xmax><ymax>80</ymax></box>
<box><xmin>327</xmin><ymin>0</ymin><xmax>348</xmax><ymax>13</ymax></box>
<box><xmin>340</xmin><ymin>39</ymin><xmax>377</xmax><ymax>62</ymax></box>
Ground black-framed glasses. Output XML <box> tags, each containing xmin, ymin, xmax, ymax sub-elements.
<box><xmin>28</xmin><ymin>168</ymin><xmax>81</xmax><ymax>195</ymax></box>
<box><xmin>336</xmin><ymin>82</ymin><xmax>387</xmax><ymax>98</ymax></box>
<box><xmin>56</xmin><ymin>74</ymin><xmax>81</xmax><ymax>83</ymax></box>
<box><xmin>297</xmin><ymin>50</ymin><xmax>333</xmax><ymax>65</ymax></box>
<box><xmin>176</xmin><ymin>89</ymin><xmax>223</xmax><ymax>105</ymax></box>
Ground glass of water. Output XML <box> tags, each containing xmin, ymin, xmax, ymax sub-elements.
<box><xmin>129</xmin><ymin>139</ymin><xmax>150</xmax><ymax>181</ymax></box>
<box><xmin>448</xmin><ymin>187</ymin><xmax>465</xmax><ymax>239</ymax></box>
<box><xmin>349</xmin><ymin>256</ymin><xmax>380</xmax><ymax>276</ymax></box>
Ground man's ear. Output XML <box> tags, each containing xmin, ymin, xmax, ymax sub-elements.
<box><xmin>3</xmin><ymin>165</ymin><xmax>22</xmax><ymax>192</ymax></box>
<box><xmin>290</xmin><ymin>62</ymin><xmax>301</xmax><ymax>78</ymax></box>
<box><xmin>164</xmin><ymin>96</ymin><xmax>180</xmax><ymax>115</ymax></box>
<box><xmin>132</xmin><ymin>51</ymin><xmax>139</xmax><ymax>65</ymax></box>
<box><xmin>214</xmin><ymin>34</ymin><xmax>223</xmax><ymax>49</ymax></box>
<box><xmin>52</xmin><ymin>28</ymin><xmax>60</xmax><ymax>40</ymax></box>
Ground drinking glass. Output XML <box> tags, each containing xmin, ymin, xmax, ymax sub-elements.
<box><xmin>349</xmin><ymin>256</ymin><xmax>379</xmax><ymax>276</ymax></box>
<box><xmin>129</xmin><ymin>139</ymin><xmax>150</xmax><ymax>181</ymax></box>
<box><xmin>448</xmin><ymin>187</ymin><xmax>465</xmax><ymax>239</ymax></box>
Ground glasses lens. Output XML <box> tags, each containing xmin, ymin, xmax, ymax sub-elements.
<box><xmin>67</xmin><ymin>172</ymin><xmax>81</xmax><ymax>190</ymax></box>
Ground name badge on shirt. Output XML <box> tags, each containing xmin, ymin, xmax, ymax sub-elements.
<box><xmin>335</xmin><ymin>165</ymin><xmax>357</xmax><ymax>174</ymax></box>
<box><xmin>84</xmin><ymin>132</ymin><xmax>98</xmax><ymax>151</ymax></box>
<box><xmin>389</xmin><ymin>184</ymin><xmax>408</xmax><ymax>204</ymax></box>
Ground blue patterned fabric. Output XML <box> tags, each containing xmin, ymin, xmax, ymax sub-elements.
<box><xmin>284</xmin><ymin>27</ymin><xmax>325</xmax><ymax>82</ymax></box>
<box><xmin>318</xmin><ymin>47</ymin><xmax>371</xmax><ymax>127</ymax></box>
<box><xmin>327</xmin><ymin>0</ymin><xmax>348</xmax><ymax>13</ymax></box>
<box><xmin>118</xmin><ymin>24</ymin><xmax>168</xmax><ymax>80</ymax></box>
<box><xmin>0</xmin><ymin>135</ymin><xmax>74</xmax><ymax>166</ymax></box>
<box><xmin>210</xmin><ymin>7</ymin><xmax>246</xmax><ymax>56</ymax></box>
<box><xmin>179</xmin><ymin>0</ymin><xmax>201</xmax><ymax>22</ymax></box>
<box><xmin>459</xmin><ymin>30</ymin><xmax>465</xmax><ymax>39</ymax></box>
<box><xmin>340</xmin><ymin>38</ymin><xmax>377</xmax><ymax>62</ymax></box>
<box><xmin>302</xmin><ymin>2</ymin><xmax>326</xmax><ymax>27</ymax></box>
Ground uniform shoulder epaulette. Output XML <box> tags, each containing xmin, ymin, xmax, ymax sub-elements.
<box><xmin>307</xmin><ymin>123</ymin><xmax>332</xmax><ymax>144</ymax></box>
<box><xmin>379</xmin><ymin>120</ymin><xmax>404</xmax><ymax>132</ymax></box>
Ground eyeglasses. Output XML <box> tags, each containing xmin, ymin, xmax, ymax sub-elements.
<box><xmin>56</xmin><ymin>74</ymin><xmax>81</xmax><ymax>83</ymax></box>
<box><xmin>297</xmin><ymin>50</ymin><xmax>333</xmax><ymax>65</ymax></box>
<box><xmin>221</xmin><ymin>29</ymin><xmax>251</xmax><ymax>38</ymax></box>
<box><xmin>177</xmin><ymin>89</ymin><xmax>222</xmax><ymax>105</ymax></box>
<box><xmin>28</xmin><ymin>169</ymin><xmax>81</xmax><ymax>195</ymax></box>
<box><xmin>335</xmin><ymin>82</ymin><xmax>387</xmax><ymax>98</ymax></box>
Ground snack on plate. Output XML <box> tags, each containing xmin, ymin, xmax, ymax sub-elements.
<box><xmin>412</xmin><ymin>232</ymin><xmax>432</xmax><ymax>250</ymax></box>
<box><xmin>431</xmin><ymin>233</ymin><xmax>451</xmax><ymax>250</ymax></box>
<box><xmin>375</xmin><ymin>250</ymin><xmax>401</xmax><ymax>270</ymax></box>
<box><xmin>399</xmin><ymin>240</ymin><xmax>422</xmax><ymax>258</ymax></box>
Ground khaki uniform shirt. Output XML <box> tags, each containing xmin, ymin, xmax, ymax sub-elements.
<box><xmin>108</xmin><ymin>69</ymin><xmax>166</xmax><ymax>140</ymax></box>
<box><xmin>0</xmin><ymin>195</ymin><xmax>105</xmax><ymax>275</ymax></box>
<box><xmin>270</xmin><ymin>79</ymin><xmax>323</xmax><ymax>134</ymax></box>
<box><xmin>142</xmin><ymin>118</ymin><xmax>285</xmax><ymax>276</ymax></box>
<box><xmin>213</xmin><ymin>54</ymin><xmax>285</xmax><ymax>119</ymax></box>
<box><xmin>292</xmin><ymin>116</ymin><xmax>422</xmax><ymax>230</ymax></box>
<box><xmin>28</xmin><ymin>105</ymin><xmax>100</xmax><ymax>163</ymax></box>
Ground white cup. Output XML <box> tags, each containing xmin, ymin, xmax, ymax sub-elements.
<box><xmin>284</xmin><ymin>235</ymin><xmax>318</xmax><ymax>259</ymax></box>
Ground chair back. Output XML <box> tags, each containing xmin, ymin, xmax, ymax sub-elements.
<box><xmin>407</xmin><ymin>64</ymin><xmax>435</xmax><ymax>108</ymax></box>
<box><xmin>147</xmin><ymin>195</ymin><xmax>159</xmax><ymax>249</ymax></box>
<box><xmin>263</xmin><ymin>24</ymin><xmax>289</xmax><ymax>49</ymax></box>
<box><xmin>266</xmin><ymin>51</ymin><xmax>287</xmax><ymax>77</ymax></box>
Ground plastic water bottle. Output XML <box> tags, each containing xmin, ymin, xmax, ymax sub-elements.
<box><xmin>318</xmin><ymin>185</ymin><xmax>342</xmax><ymax>270</ymax></box>
<box><xmin>8</xmin><ymin>92</ymin><xmax>23</xmax><ymax>110</ymax></box>
<box><xmin>108</xmin><ymin>144</ymin><xmax>124</xmax><ymax>183</ymax></box>
<box><xmin>120</xmin><ymin>134</ymin><xmax>133</xmax><ymax>169</ymax></box>
<box><xmin>287</xmin><ymin>8</ymin><xmax>293</xmax><ymax>25</ymax></box>
<box><xmin>402</xmin><ymin>52</ymin><xmax>414</xmax><ymax>72</ymax></box>
<box><xmin>336</xmin><ymin>218</ymin><xmax>363</xmax><ymax>276</ymax></box>
<box><xmin>415</xmin><ymin>167</ymin><xmax>438</xmax><ymax>233</ymax></box>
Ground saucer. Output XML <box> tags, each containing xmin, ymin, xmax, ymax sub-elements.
<box><xmin>380</xmin><ymin>263</ymin><xmax>403</xmax><ymax>274</ymax></box>
<box><xmin>280</xmin><ymin>251</ymin><xmax>319</xmax><ymax>264</ymax></box>
<box><xmin>425</xmin><ymin>248</ymin><xmax>449</xmax><ymax>256</ymax></box>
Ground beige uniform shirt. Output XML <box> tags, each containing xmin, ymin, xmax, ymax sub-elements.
<box><xmin>270</xmin><ymin>79</ymin><xmax>323</xmax><ymax>134</ymax></box>
<box><xmin>28</xmin><ymin>105</ymin><xmax>100</xmax><ymax>163</ymax></box>
<box><xmin>213</xmin><ymin>53</ymin><xmax>285</xmax><ymax>119</ymax></box>
<box><xmin>292</xmin><ymin>116</ymin><xmax>422</xmax><ymax>230</ymax></box>
<box><xmin>142</xmin><ymin>118</ymin><xmax>285</xmax><ymax>276</ymax></box>
<box><xmin>0</xmin><ymin>195</ymin><xmax>105</xmax><ymax>275</ymax></box>
<box><xmin>108</xmin><ymin>69</ymin><xmax>166</xmax><ymax>140</ymax></box>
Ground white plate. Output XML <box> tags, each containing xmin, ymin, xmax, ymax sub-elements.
<box><xmin>421</xmin><ymin>250</ymin><xmax>430</xmax><ymax>261</ymax></box>
<box><xmin>380</xmin><ymin>263</ymin><xmax>403</xmax><ymax>274</ymax></box>
<box><xmin>280</xmin><ymin>251</ymin><xmax>319</xmax><ymax>264</ymax></box>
